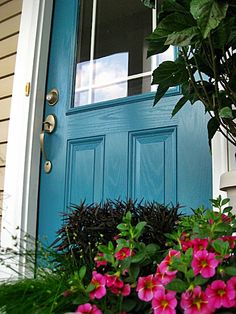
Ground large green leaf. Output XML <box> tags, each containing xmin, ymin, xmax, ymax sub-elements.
<box><xmin>153</xmin><ymin>84</ymin><xmax>169</xmax><ymax>105</ymax></box>
<box><xmin>152</xmin><ymin>60</ymin><xmax>188</xmax><ymax>87</ymax></box>
<box><xmin>147</xmin><ymin>28</ymin><xmax>170</xmax><ymax>57</ymax></box>
<box><xmin>172</xmin><ymin>96</ymin><xmax>189</xmax><ymax>116</ymax></box>
<box><xmin>212</xmin><ymin>17</ymin><xmax>235</xmax><ymax>48</ymax></box>
<box><xmin>207</xmin><ymin>116</ymin><xmax>220</xmax><ymax>147</ymax></box>
<box><xmin>190</xmin><ymin>0</ymin><xmax>228</xmax><ymax>38</ymax></box>
<box><xmin>219</xmin><ymin>107</ymin><xmax>233</xmax><ymax>119</ymax></box>
<box><xmin>165</xmin><ymin>26</ymin><xmax>199</xmax><ymax>46</ymax></box>
<box><xmin>162</xmin><ymin>0</ymin><xmax>188</xmax><ymax>13</ymax></box>
<box><xmin>158</xmin><ymin>12</ymin><xmax>196</xmax><ymax>33</ymax></box>
<box><xmin>165</xmin><ymin>279</ymin><xmax>188</xmax><ymax>292</ymax></box>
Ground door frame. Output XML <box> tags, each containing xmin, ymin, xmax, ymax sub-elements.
<box><xmin>0</xmin><ymin>0</ymin><xmax>53</xmax><ymax>277</ymax></box>
<box><xmin>1</xmin><ymin>0</ymin><xmax>227</xmax><ymax>277</ymax></box>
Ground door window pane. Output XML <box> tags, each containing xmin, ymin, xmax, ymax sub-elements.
<box><xmin>74</xmin><ymin>0</ymin><xmax>174</xmax><ymax>107</ymax></box>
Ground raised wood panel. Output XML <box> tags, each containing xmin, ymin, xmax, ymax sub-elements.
<box><xmin>0</xmin><ymin>75</ymin><xmax>13</xmax><ymax>97</ymax></box>
<box><xmin>0</xmin><ymin>34</ymin><xmax>18</xmax><ymax>57</ymax></box>
<box><xmin>129</xmin><ymin>127</ymin><xmax>177</xmax><ymax>204</ymax></box>
<box><xmin>0</xmin><ymin>167</ymin><xmax>5</xmax><ymax>190</ymax></box>
<box><xmin>0</xmin><ymin>143</ymin><xmax>7</xmax><ymax>166</ymax></box>
<box><xmin>0</xmin><ymin>97</ymin><xmax>11</xmax><ymax>119</ymax></box>
<box><xmin>0</xmin><ymin>14</ymin><xmax>21</xmax><ymax>39</ymax></box>
<box><xmin>66</xmin><ymin>136</ymin><xmax>105</xmax><ymax>205</ymax></box>
<box><xmin>0</xmin><ymin>120</ymin><xmax>9</xmax><ymax>142</ymax></box>
<box><xmin>0</xmin><ymin>54</ymin><xmax>16</xmax><ymax>77</ymax></box>
<box><xmin>0</xmin><ymin>0</ymin><xmax>22</xmax><ymax>21</ymax></box>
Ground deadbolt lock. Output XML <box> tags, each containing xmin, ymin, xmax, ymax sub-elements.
<box><xmin>46</xmin><ymin>88</ymin><xmax>59</xmax><ymax>105</ymax></box>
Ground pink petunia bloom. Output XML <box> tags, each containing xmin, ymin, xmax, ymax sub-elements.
<box><xmin>94</xmin><ymin>253</ymin><xmax>107</xmax><ymax>268</ymax></box>
<box><xmin>227</xmin><ymin>277</ymin><xmax>236</xmax><ymax>307</ymax></box>
<box><xmin>205</xmin><ymin>280</ymin><xmax>235</xmax><ymax>309</ymax></box>
<box><xmin>191</xmin><ymin>249</ymin><xmax>219</xmax><ymax>278</ymax></box>
<box><xmin>156</xmin><ymin>261</ymin><xmax>177</xmax><ymax>285</ymax></box>
<box><xmin>104</xmin><ymin>273</ymin><xmax>131</xmax><ymax>296</ymax></box>
<box><xmin>180</xmin><ymin>286</ymin><xmax>213</xmax><ymax>314</ymax></box>
<box><xmin>191</xmin><ymin>238</ymin><xmax>209</xmax><ymax>253</ymax></box>
<box><xmin>75</xmin><ymin>303</ymin><xmax>102</xmax><ymax>314</ymax></box>
<box><xmin>105</xmin><ymin>274</ymin><xmax>124</xmax><ymax>289</ymax></box>
<box><xmin>110</xmin><ymin>283</ymin><xmax>131</xmax><ymax>296</ymax></box>
<box><xmin>162</xmin><ymin>249</ymin><xmax>181</xmax><ymax>267</ymax></box>
<box><xmin>136</xmin><ymin>274</ymin><xmax>160</xmax><ymax>302</ymax></box>
<box><xmin>114</xmin><ymin>247</ymin><xmax>132</xmax><ymax>260</ymax></box>
<box><xmin>180</xmin><ymin>232</ymin><xmax>193</xmax><ymax>252</ymax></box>
<box><xmin>89</xmin><ymin>271</ymin><xmax>106</xmax><ymax>300</ymax></box>
<box><xmin>220</xmin><ymin>236</ymin><xmax>236</xmax><ymax>250</ymax></box>
<box><xmin>152</xmin><ymin>285</ymin><xmax>177</xmax><ymax>314</ymax></box>
<box><xmin>209</xmin><ymin>213</ymin><xmax>231</xmax><ymax>225</ymax></box>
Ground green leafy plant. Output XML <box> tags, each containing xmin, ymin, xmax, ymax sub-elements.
<box><xmin>147</xmin><ymin>0</ymin><xmax>236</xmax><ymax>146</ymax></box>
<box><xmin>62</xmin><ymin>197</ymin><xmax>236</xmax><ymax>314</ymax></box>
<box><xmin>1</xmin><ymin>197</ymin><xmax>236</xmax><ymax>313</ymax></box>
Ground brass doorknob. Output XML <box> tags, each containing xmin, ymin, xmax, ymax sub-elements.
<box><xmin>40</xmin><ymin>114</ymin><xmax>57</xmax><ymax>173</ymax></box>
<box><xmin>46</xmin><ymin>88</ymin><xmax>59</xmax><ymax>105</ymax></box>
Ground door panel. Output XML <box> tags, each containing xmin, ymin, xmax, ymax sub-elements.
<box><xmin>37</xmin><ymin>0</ymin><xmax>212</xmax><ymax>243</ymax></box>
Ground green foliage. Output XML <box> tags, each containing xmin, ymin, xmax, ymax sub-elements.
<box><xmin>1</xmin><ymin>197</ymin><xmax>236</xmax><ymax>313</ymax></box>
<box><xmin>147</xmin><ymin>0</ymin><xmax>236</xmax><ymax>147</ymax></box>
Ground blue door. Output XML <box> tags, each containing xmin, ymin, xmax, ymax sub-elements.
<box><xmin>38</xmin><ymin>0</ymin><xmax>212</xmax><ymax>243</ymax></box>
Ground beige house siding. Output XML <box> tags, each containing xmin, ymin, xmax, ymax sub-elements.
<box><xmin>0</xmin><ymin>0</ymin><xmax>22</xmax><ymax>214</ymax></box>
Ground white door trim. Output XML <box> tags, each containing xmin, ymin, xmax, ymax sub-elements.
<box><xmin>1</xmin><ymin>0</ymin><xmax>53</xmax><ymax>277</ymax></box>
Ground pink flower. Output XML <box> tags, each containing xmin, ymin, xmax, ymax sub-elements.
<box><xmin>114</xmin><ymin>247</ymin><xmax>131</xmax><ymax>260</ymax></box>
<box><xmin>94</xmin><ymin>253</ymin><xmax>107</xmax><ymax>268</ymax></box>
<box><xmin>105</xmin><ymin>274</ymin><xmax>124</xmax><ymax>289</ymax></box>
<box><xmin>220</xmin><ymin>236</ymin><xmax>236</xmax><ymax>249</ymax></box>
<box><xmin>156</xmin><ymin>262</ymin><xmax>177</xmax><ymax>285</ymax></box>
<box><xmin>227</xmin><ymin>277</ymin><xmax>236</xmax><ymax>307</ymax></box>
<box><xmin>180</xmin><ymin>286</ymin><xmax>212</xmax><ymax>314</ymax></box>
<box><xmin>191</xmin><ymin>238</ymin><xmax>208</xmax><ymax>253</ymax></box>
<box><xmin>110</xmin><ymin>283</ymin><xmax>131</xmax><ymax>296</ymax></box>
<box><xmin>152</xmin><ymin>285</ymin><xmax>177</xmax><ymax>314</ymax></box>
<box><xmin>162</xmin><ymin>250</ymin><xmax>181</xmax><ymax>267</ymax></box>
<box><xmin>180</xmin><ymin>232</ymin><xmax>193</xmax><ymax>252</ymax></box>
<box><xmin>191</xmin><ymin>249</ymin><xmax>219</xmax><ymax>278</ymax></box>
<box><xmin>209</xmin><ymin>213</ymin><xmax>231</xmax><ymax>224</ymax></box>
<box><xmin>89</xmin><ymin>271</ymin><xmax>106</xmax><ymax>300</ymax></box>
<box><xmin>75</xmin><ymin>303</ymin><xmax>102</xmax><ymax>314</ymax></box>
<box><xmin>205</xmin><ymin>280</ymin><xmax>235</xmax><ymax>309</ymax></box>
<box><xmin>136</xmin><ymin>274</ymin><xmax>160</xmax><ymax>302</ymax></box>
<box><xmin>104</xmin><ymin>274</ymin><xmax>131</xmax><ymax>296</ymax></box>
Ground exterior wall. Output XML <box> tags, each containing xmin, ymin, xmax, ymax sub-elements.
<box><xmin>0</xmin><ymin>0</ymin><xmax>22</xmax><ymax>220</ymax></box>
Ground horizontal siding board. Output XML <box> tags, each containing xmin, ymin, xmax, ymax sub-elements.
<box><xmin>0</xmin><ymin>167</ymin><xmax>5</xmax><ymax>190</ymax></box>
<box><xmin>0</xmin><ymin>120</ymin><xmax>9</xmax><ymax>142</ymax></box>
<box><xmin>0</xmin><ymin>0</ymin><xmax>22</xmax><ymax>21</ymax></box>
<box><xmin>0</xmin><ymin>97</ymin><xmax>11</xmax><ymax>119</ymax></box>
<box><xmin>0</xmin><ymin>14</ymin><xmax>21</xmax><ymax>39</ymax></box>
<box><xmin>0</xmin><ymin>34</ymin><xmax>18</xmax><ymax>58</ymax></box>
<box><xmin>0</xmin><ymin>75</ymin><xmax>14</xmax><ymax>97</ymax></box>
<box><xmin>0</xmin><ymin>54</ymin><xmax>16</xmax><ymax>77</ymax></box>
<box><xmin>0</xmin><ymin>143</ymin><xmax>7</xmax><ymax>166</ymax></box>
